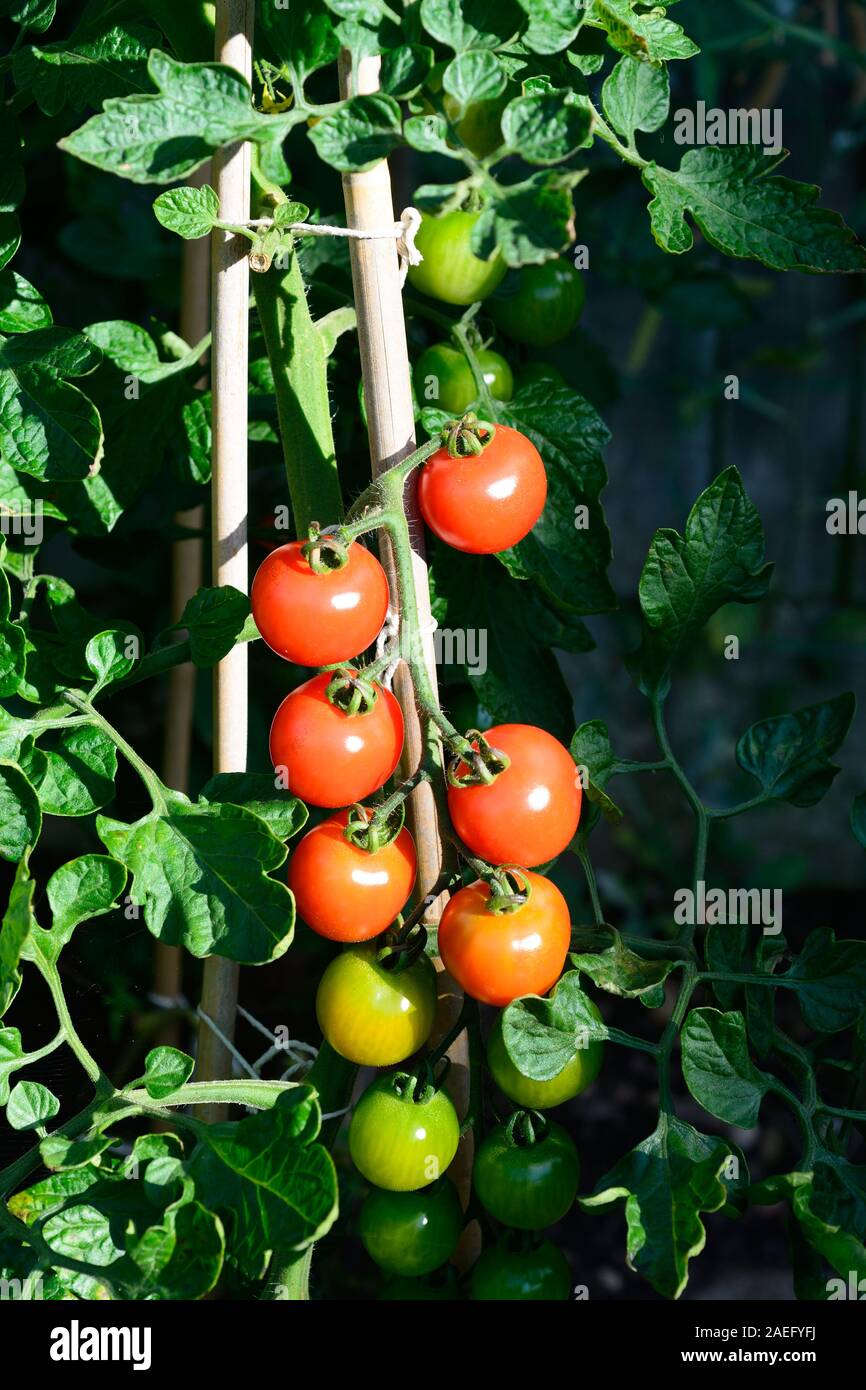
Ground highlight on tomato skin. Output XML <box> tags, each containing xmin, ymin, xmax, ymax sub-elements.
<box><xmin>418</xmin><ymin>424</ymin><xmax>547</xmax><ymax>555</ymax></box>
<box><xmin>437</xmin><ymin>870</ymin><xmax>571</xmax><ymax>1007</ymax></box>
<box><xmin>250</xmin><ymin>539</ymin><xmax>389</xmax><ymax>667</ymax></box>
<box><xmin>288</xmin><ymin>809</ymin><xmax>416</xmax><ymax>942</ymax></box>
<box><xmin>447</xmin><ymin>723</ymin><xmax>581</xmax><ymax>867</ymax></box>
<box><xmin>269</xmin><ymin>672</ymin><xmax>404</xmax><ymax>808</ymax></box>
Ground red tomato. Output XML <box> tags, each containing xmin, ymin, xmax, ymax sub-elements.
<box><xmin>438</xmin><ymin>871</ymin><xmax>570</xmax><ymax>1006</ymax></box>
<box><xmin>418</xmin><ymin>424</ymin><xmax>546</xmax><ymax>554</ymax></box>
<box><xmin>269</xmin><ymin>672</ymin><xmax>404</xmax><ymax>807</ymax></box>
<box><xmin>288</xmin><ymin>809</ymin><xmax>417</xmax><ymax>941</ymax></box>
<box><xmin>251</xmin><ymin>540</ymin><xmax>389</xmax><ymax>666</ymax></box>
<box><xmin>447</xmin><ymin>724</ymin><xmax>580</xmax><ymax>866</ymax></box>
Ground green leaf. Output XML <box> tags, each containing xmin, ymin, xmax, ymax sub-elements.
<box><xmin>97</xmin><ymin>802</ymin><xmax>295</xmax><ymax>964</ymax></box>
<box><xmin>569</xmin><ymin>719</ymin><xmax>647</xmax><ymax>827</ymax></box>
<box><xmin>29</xmin><ymin>725</ymin><xmax>117</xmax><ymax>817</ymax></box>
<box><xmin>7</xmin><ymin>1078</ymin><xmax>59</xmax><ymax>1130</ymax></box>
<box><xmin>13</xmin><ymin>23</ymin><xmax>157</xmax><ymax>116</ymax></box>
<box><xmin>0</xmin><ymin>570</ymin><xmax>26</xmax><ymax>697</ymax></box>
<box><xmin>258</xmin><ymin>0</ymin><xmax>339</xmax><ymax>85</ymax></box>
<box><xmin>0</xmin><ymin>1026</ymin><xmax>24</xmax><ymax>1104</ymax></box>
<box><xmin>2</xmin><ymin>0</ymin><xmax>55</xmax><ymax>34</ymax></box>
<box><xmin>570</xmin><ymin>923</ymin><xmax>678</xmax><ymax>999</ymax></box>
<box><xmin>0</xmin><ymin>857</ymin><xmax>33</xmax><ymax>1015</ymax></box>
<box><xmin>144</xmin><ymin>1046</ymin><xmax>195</xmax><ymax>1100</ymax></box>
<box><xmin>631</xmin><ymin>467</ymin><xmax>772</xmax><ymax>698</ymax></box>
<box><xmin>419</xmin><ymin>0</ymin><xmax>525</xmax><ymax>51</ymax></box>
<box><xmin>681</xmin><ymin>1008</ymin><xmax>770</xmax><ymax>1128</ymax></box>
<box><xmin>85</xmin><ymin>628</ymin><xmax>137</xmax><ymax>691</ymax></box>
<box><xmin>580</xmin><ymin>1114</ymin><xmax>736</xmax><ymax>1299</ymax></box>
<box><xmin>602</xmin><ymin>54</ymin><xmax>669</xmax><ymax>142</ymax></box>
<box><xmin>380</xmin><ymin>43</ymin><xmax>433</xmax><ymax>98</ymax></box>
<box><xmin>403</xmin><ymin>114</ymin><xmax>461</xmax><ymax>158</ymax></box>
<box><xmin>199</xmin><ymin>773</ymin><xmax>309</xmax><ymax>841</ymax></box>
<box><xmin>46</xmin><ymin>853</ymin><xmax>126</xmax><ymax>948</ymax></box>
<box><xmin>443</xmin><ymin>48</ymin><xmax>506</xmax><ymax>108</ymax></box>
<box><xmin>500</xmin><ymin>90</ymin><xmax>592</xmax><ymax>164</ymax></box>
<box><xmin>786</xmin><ymin>928</ymin><xmax>866</xmax><ymax>1033</ymax></box>
<box><xmin>127</xmin><ymin>1197</ymin><xmax>224</xmax><ymax>1300</ymax></box>
<box><xmin>153</xmin><ymin>184</ymin><xmax>220</xmax><ymax>240</ymax></box>
<box><xmin>84</xmin><ymin>318</ymin><xmax>204</xmax><ymax>384</ymax></box>
<box><xmin>584</xmin><ymin>0</ymin><xmax>698</xmax><ymax>63</ymax></box>
<box><xmin>736</xmin><ymin>694</ymin><xmax>855</xmax><ymax>809</ymax></box>
<box><xmin>0</xmin><ymin>760</ymin><xmax>41</xmax><ymax>859</ymax></box>
<box><xmin>0</xmin><ymin>327</ymin><xmax>103</xmax><ymax>482</ymax></box>
<box><xmin>308</xmin><ymin>93</ymin><xmax>402</xmax><ymax>172</ymax></box>
<box><xmin>497</xmin><ymin>381</ymin><xmax>615</xmax><ymax>615</ymax></box>
<box><xmin>39</xmin><ymin>1133</ymin><xmax>115</xmax><ymax>1171</ymax></box>
<box><xmin>0</xmin><ymin>270</ymin><xmax>52</xmax><ymax>333</ymax></box>
<box><xmin>705</xmin><ymin>919</ymin><xmax>749</xmax><ymax>1010</ymax></box>
<box><xmin>0</xmin><ymin>214</ymin><xmax>21</xmax><ymax>272</ymax></box>
<box><xmin>188</xmin><ymin>1087</ymin><xmax>339</xmax><ymax>1280</ymax></box>
<box><xmin>472</xmin><ymin>170</ymin><xmax>584</xmax><ymax>265</ymax></box>
<box><xmin>516</xmin><ymin>0</ymin><xmax>582</xmax><ymax>54</ymax></box>
<box><xmin>59</xmin><ymin>49</ymin><xmax>278</xmax><ymax>185</ymax></box>
<box><xmin>177</xmin><ymin>585</ymin><xmax>250</xmax><ymax>666</ymax></box>
<box><xmin>431</xmin><ymin>548</ymin><xmax>593</xmax><ymax>740</ymax></box>
<box><xmin>501</xmin><ymin>971</ymin><xmax>608</xmax><ymax>1081</ymax></box>
<box><xmin>642</xmin><ymin>147</ymin><xmax>866</xmax><ymax>273</ymax></box>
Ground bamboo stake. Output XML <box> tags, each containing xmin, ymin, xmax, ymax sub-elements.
<box><xmin>156</xmin><ymin>164</ymin><xmax>211</xmax><ymax>1051</ymax></box>
<box><xmin>337</xmin><ymin>51</ymin><xmax>479</xmax><ymax>1265</ymax></box>
<box><xmin>196</xmin><ymin>0</ymin><xmax>253</xmax><ymax>1119</ymax></box>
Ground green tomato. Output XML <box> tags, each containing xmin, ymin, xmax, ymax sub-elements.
<box><xmin>408</xmin><ymin>211</ymin><xmax>506</xmax><ymax>307</ymax></box>
<box><xmin>490</xmin><ymin>261</ymin><xmax>585</xmax><ymax>346</ymax></box>
<box><xmin>471</xmin><ymin>1238</ymin><xmax>571</xmax><ymax>1300</ymax></box>
<box><xmin>360</xmin><ymin>1178</ymin><xmax>463</xmax><ymax>1276</ymax></box>
<box><xmin>486</xmin><ymin>1008</ymin><xmax>603</xmax><ymax>1110</ymax></box>
<box><xmin>316</xmin><ymin>947</ymin><xmax>436</xmax><ymax>1068</ymax></box>
<box><xmin>349</xmin><ymin>1071</ymin><xmax>461</xmax><ymax>1191</ymax></box>
<box><xmin>414</xmin><ymin>343</ymin><xmax>513</xmax><ymax>414</ymax></box>
<box><xmin>442</xmin><ymin>92</ymin><xmax>508</xmax><ymax>157</ymax></box>
<box><xmin>473</xmin><ymin>1112</ymin><xmax>580</xmax><ymax>1230</ymax></box>
<box><xmin>516</xmin><ymin>362</ymin><xmax>565</xmax><ymax>392</ymax></box>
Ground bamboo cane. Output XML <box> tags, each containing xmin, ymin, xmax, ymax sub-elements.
<box><xmin>196</xmin><ymin>0</ymin><xmax>253</xmax><ymax>1120</ymax></box>
<box><xmin>337</xmin><ymin>51</ymin><xmax>479</xmax><ymax>1265</ymax></box>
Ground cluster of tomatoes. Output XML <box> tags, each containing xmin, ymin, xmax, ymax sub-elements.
<box><xmin>249</xmin><ymin>220</ymin><xmax>593</xmax><ymax>1298</ymax></box>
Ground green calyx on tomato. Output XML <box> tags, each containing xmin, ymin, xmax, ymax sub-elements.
<box><xmin>414</xmin><ymin>342</ymin><xmax>513</xmax><ymax>415</ymax></box>
<box><xmin>473</xmin><ymin>1112</ymin><xmax>580</xmax><ymax>1230</ymax></box>
<box><xmin>316</xmin><ymin>941</ymin><xmax>436</xmax><ymax>1067</ymax></box>
<box><xmin>349</xmin><ymin>1069</ymin><xmax>461</xmax><ymax>1191</ymax></box>
<box><xmin>324</xmin><ymin>666</ymin><xmax>380</xmax><ymax>716</ymax></box>
<box><xmin>486</xmin><ymin>1007</ymin><xmax>603</xmax><ymax>1110</ymax></box>
<box><xmin>408</xmin><ymin>210</ymin><xmax>506</xmax><ymax>308</ymax></box>
<box><xmin>446</xmin><ymin>725</ymin><xmax>510</xmax><ymax>785</ymax></box>
<box><xmin>471</xmin><ymin>1236</ymin><xmax>571</xmax><ymax>1300</ymax></box>
<box><xmin>342</xmin><ymin>799</ymin><xmax>404</xmax><ymax>854</ymax></box>
<box><xmin>489</xmin><ymin>260</ymin><xmax>585</xmax><ymax>347</ymax></box>
<box><xmin>360</xmin><ymin>1178</ymin><xmax>464</xmax><ymax>1277</ymax></box>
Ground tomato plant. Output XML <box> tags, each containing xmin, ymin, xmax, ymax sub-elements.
<box><xmin>0</xmin><ymin>0</ymin><xmax>864</xmax><ymax>1322</ymax></box>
